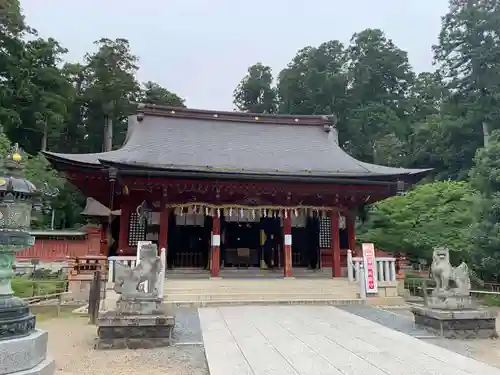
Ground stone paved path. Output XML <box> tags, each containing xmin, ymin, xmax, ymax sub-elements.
<box><xmin>199</xmin><ymin>305</ymin><xmax>500</xmax><ymax>375</ymax></box>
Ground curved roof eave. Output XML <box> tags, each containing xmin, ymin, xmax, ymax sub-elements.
<box><xmin>43</xmin><ymin>150</ymin><xmax>107</xmax><ymax>168</ymax></box>
<box><xmin>43</xmin><ymin>150</ymin><xmax>432</xmax><ymax>180</ymax></box>
<box><xmin>96</xmin><ymin>158</ymin><xmax>432</xmax><ymax>179</ymax></box>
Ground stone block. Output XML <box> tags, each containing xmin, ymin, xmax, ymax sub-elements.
<box><xmin>384</xmin><ymin>286</ymin><xmax>398</xmax><ymax>297</ymax></box>
<box><xmin>427</xmin><ymin>295</ymin><xmax>475</xmax><ymax>310</ymax></box>
<box><xmin>0</xmin><ymin>330</ymin><xmax>49</xmax><ymax>375</ymax></box>
<box><xmin>97</xmin><ymin>312</ymin><xmax>174</xmax><ymax>328</ymax></box>
<box><xmin>114</xmin><ymin>297</ymin><xmax>164</xmax><ymax>315</ymax></box>
<box><xmin>12</xmin><ymin>358</ymin><xmax>54</xmax><ymax>375</ymax></box>
<box><xmin>96</xmin><ymin>313</ymin><xmax>175</xmax><ymax>349</ymax></box>
<box><xmin>411</xmin><ymin>305</ymin><xmax>498</xmax><ymax>339</ymax></box>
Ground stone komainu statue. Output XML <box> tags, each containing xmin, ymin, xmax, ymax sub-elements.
<box><xmin>430</xmin><ymin>247</ymin><xmax>471</xmax><ymax>297</ymax></box>
<box><xmin>114</xmin><ymin>243</ymin><xmax>162</xmax><ymax>298</ymax></box>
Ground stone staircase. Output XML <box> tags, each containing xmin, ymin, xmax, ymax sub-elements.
<box><xmin>163</xmin><ymin>278</ymin><xmax>364</xmax><ymax>307</ymax></box>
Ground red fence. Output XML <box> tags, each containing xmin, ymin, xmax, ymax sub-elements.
<box><xmin>16</xmin><ymin>227</ymin><xmax>102</xmax><ymax>261</ymax></box>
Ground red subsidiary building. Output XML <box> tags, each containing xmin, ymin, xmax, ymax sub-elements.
<box><xmin>43</xmin><ymin>105</ymin><xmax>428</xmax><ymax>278</ymax></box>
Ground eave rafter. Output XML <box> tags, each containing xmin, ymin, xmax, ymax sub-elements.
<box><xmin>61</xmin><ymin>170</ymin><xmax>394</xmax><ymax>210</ymax></box>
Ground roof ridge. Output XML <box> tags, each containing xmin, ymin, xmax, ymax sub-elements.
<box><xmin>136</xmin><ymin>103</ymin><xmax>338</xmax><ymax>127</ymax></box>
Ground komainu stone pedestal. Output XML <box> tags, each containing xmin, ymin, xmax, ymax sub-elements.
<box><xmin>95</xmin><ymin>297</ymin><xmax>175</xmax><ymax>350</ymax></box>
<box><xmin>411</xmin><ymin>304</ymin><xmax>498</xmax><ymax>339</ymax></box>
<box><xmin>0</xmin><ymin>330</ymin><xmax>55</xmax><ymax>375</ymax></box>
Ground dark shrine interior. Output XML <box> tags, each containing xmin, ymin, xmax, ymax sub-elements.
<box><xmin>113</xmin><ymin>212</ymin><xmax>350</xmax><ymax>269</ymax></box>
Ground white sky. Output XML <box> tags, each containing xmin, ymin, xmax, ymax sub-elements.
<box><xmin>21</xmin><ymin>0</ymin><xmax>450</xmax><ymax>110</ymax></box>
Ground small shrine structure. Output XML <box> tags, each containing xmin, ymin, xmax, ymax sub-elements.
<box><xmin>43</xmin><ymin>104</ymin><xmax>429</xmax><ymax>278</ymax></box>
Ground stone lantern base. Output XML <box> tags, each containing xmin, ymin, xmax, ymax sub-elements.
<box><xmin>0</xmin><ymin>330</ymin><xmax>54</xmax><ymax>375</ymax></box>
<box><xmin>411</xmin><ymin>302</ymin><xmax>498</xmax><ymax>339</ymax></box>
<box><xmin>95</xmin><ymin>296</ymin><xmax>175</xmax><ymax>349</ymax></box>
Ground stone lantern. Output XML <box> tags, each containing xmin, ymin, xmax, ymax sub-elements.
<box><xmin>0</xmin><ymin>143</ymin><xmax>58</xmax><ymax>375</ymax></box>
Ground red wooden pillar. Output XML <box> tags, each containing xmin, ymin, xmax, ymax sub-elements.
<box><xmin>330</xmin><ymin>211</ymin><xmax>341</xmax><ymax>278</ymax></box>
<box><xmin>347</xmin><ymin>213</ymin><xmax>356</xmax><ymax>255</ymax></box>
<box><xmin>211</xmin><ymin>213</ymin><xmax>221</xmax><ymax>278</ymax></box>
<box><xmin>283</xmin><ymin>213</ymin><xmax>292</xmax><ymax>278</ymax></box>
<box><xmin>158</xmin><ymin>205</ymin><xmax>170</xmax><ymax>255</ymax></box>
<box><xmin>118</xmin><ymin>203</ymin><xmax>130</xmax><ymax>253</ymax></box>
<box><xmin>99</xmin><ymin>221</ymin><xmax>108</xmax><ymax>255</ymax></box>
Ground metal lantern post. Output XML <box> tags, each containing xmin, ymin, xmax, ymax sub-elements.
<box><xmin>0</xmin><ymin>143</ymin><xmax>59</xmax><ymax>340</ymax></box>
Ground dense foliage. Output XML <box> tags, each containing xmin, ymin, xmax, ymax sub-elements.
<box><xmin>232</xmin><ymin>0</ymin><xmax>500</xmax><ymax>276</ymax></box>
<box><xmin>358</xmin><ymin>181</ymin><xmax>476</xmax><ymax>262</ymax></box>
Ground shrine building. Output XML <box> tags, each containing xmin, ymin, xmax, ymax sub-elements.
<box><xmin>43</xmin><ymin>104</ymin><xmax>429</xmax><ymax>278</ymax></box>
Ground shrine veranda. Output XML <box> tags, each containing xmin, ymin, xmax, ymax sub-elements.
<box><xmin>44</xmin><ymin>105</ymin><xmax>429</xmax><ymax>278</ymax></box>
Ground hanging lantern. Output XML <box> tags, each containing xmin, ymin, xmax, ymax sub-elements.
<box><xmin>252</xmin><ymin>209</ymin><xmax>256</xmax><ymax>219</ymax></box>
<box><xmin>294</xmin><ymin>209</ymin><xmax>298</xmax><ymax>217</ymax></box>
<box><xmin>263</xmin><ymin>209</ymin><xmax>267</xmax><ymax>218</ymax></box>
<box><xmin>216</xmin><ymin>208</ymin><xmax>221</xmax><ymax>218</ymax></box>
<box><xmin>205</xmin><ymin>207</ymin><xmax>209</xmax><ymax>216</ymax></box>
<box><xmin>240</xmin><ymin>208</ymin><xmax>244</xmax><ymax>218</ymax></box>
<box><xmin>229</xmin><ymin>207</ymin><xmax>233</xmax><ymax>217</ymax></box>
<box><xmin>284</xmin><ymin>209</ymin><xmax>288</xmax><ymax>219</ymax></box>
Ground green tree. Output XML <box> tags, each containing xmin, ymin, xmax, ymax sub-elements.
<box><xmin>6</xmin><ymin>37</ymin><xmax>71</xmax><ymax>154</ymax></box>
<box><xmin>408</xmin><ymin>72</ymin><xmax>447</xmax><ymax>122</ymax></box>
<box><xmin>468</xmin><ymin>130</ymin><xmax>500</xmax><ymax>280</ymax></box>
<box><xmin>467</xmin><ymin>193</ymin><xmax>500</xmax><ymax>280</ymax></box>
<box><xmin>345</xmin><ymin>29</ymin><xmax>415</xmax><ymax>163</ymax></box>
<box><xmin>434</xmin><ymin>0</ymin><xmax>500</xmax><ymax>150</ymax></box>
<box><xmin>233</xmin><ymin>63</ymin><xmax>277</xmax><ymax>113</ymax></box>
<box><xmin>82</xmin><ymin>38</ymin><xmax>140</xmax><ymax>152</ymax></box>
<box><xmin>55</xmin><ymin>63</ymin><xmax>88</xmax><ymax>154</ymax></box>
<box><xmin>0</xmin><ymin>0</ymin><xmax>29</xmax><ymax>135</ymax></box>
<box><xmin>470</xmin><ymin>130</ymin><xmax>500</xmax><ymax>195</ymax></box>
<box><xmin>277</xmin><ymin>41</ymin><xmax>347</xmax><ymax>117</ymax></box>
<box><xmin>141</xmin><ymin>81</ymin><xmax>185</xmax><ymax>107</ymax></box>
<box><xmin>410</xmin><ymin>113</ymin><xmax>479</xmax><ymax>180</ymax></box>
<box><xmin>359</xmin><ymin>181</ymin><xmax>476</xmax><ymax>261</ymax></box>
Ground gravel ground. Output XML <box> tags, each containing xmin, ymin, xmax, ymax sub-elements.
<box><xmin>383</xmin><ymin>306</ymin><xmax>500</xmax><ymax>369</ymax></box>
<box><xmin>38</xmin><ymin>304</ymin><xmax>500</xmax><ymax>374</ymax></box>
<box><xmin>172</xmin><ymin>307</ymin><xmax>203</xmax><ymax>343</ymax></box>
<box><xmin>38</xmin><ymin>309</ymin><xmax>208</xmax><ymax>375</ymax></box>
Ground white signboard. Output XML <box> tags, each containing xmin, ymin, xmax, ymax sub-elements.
<box><xmin>212</xmin><ymin>234</ymin><xmax>221</xmax><ymax>247</ymax></box>
<box><xmin>284</xmin><ymin>234</ymin><xmax>292</xmax><ymax>246</ymax></box>
<box><xmin>362</xmin><ymin>243</ymin><xmax>378</xmax><ymax>294</ymax></box>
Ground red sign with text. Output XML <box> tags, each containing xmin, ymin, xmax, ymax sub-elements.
<box><xmin>362</xmin><ymin>243</ymin><xmax>378</xmax><ymax>293</ymax></box>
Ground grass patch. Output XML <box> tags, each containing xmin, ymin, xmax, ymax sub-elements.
<box><xmin>480</xmin><ymin>294</ymin><xmax>500</xmax><ymax>307</ymax></box>
<box><xmin>11</xmin><ymin>276</ymin><xmax>67</xmax><ymax>298</ymax></box>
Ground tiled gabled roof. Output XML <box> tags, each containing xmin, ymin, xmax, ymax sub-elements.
<box><xmin>43</xmin><ymin>105</ymin><xmax>430</xmax><ymax>180</ymax></box>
